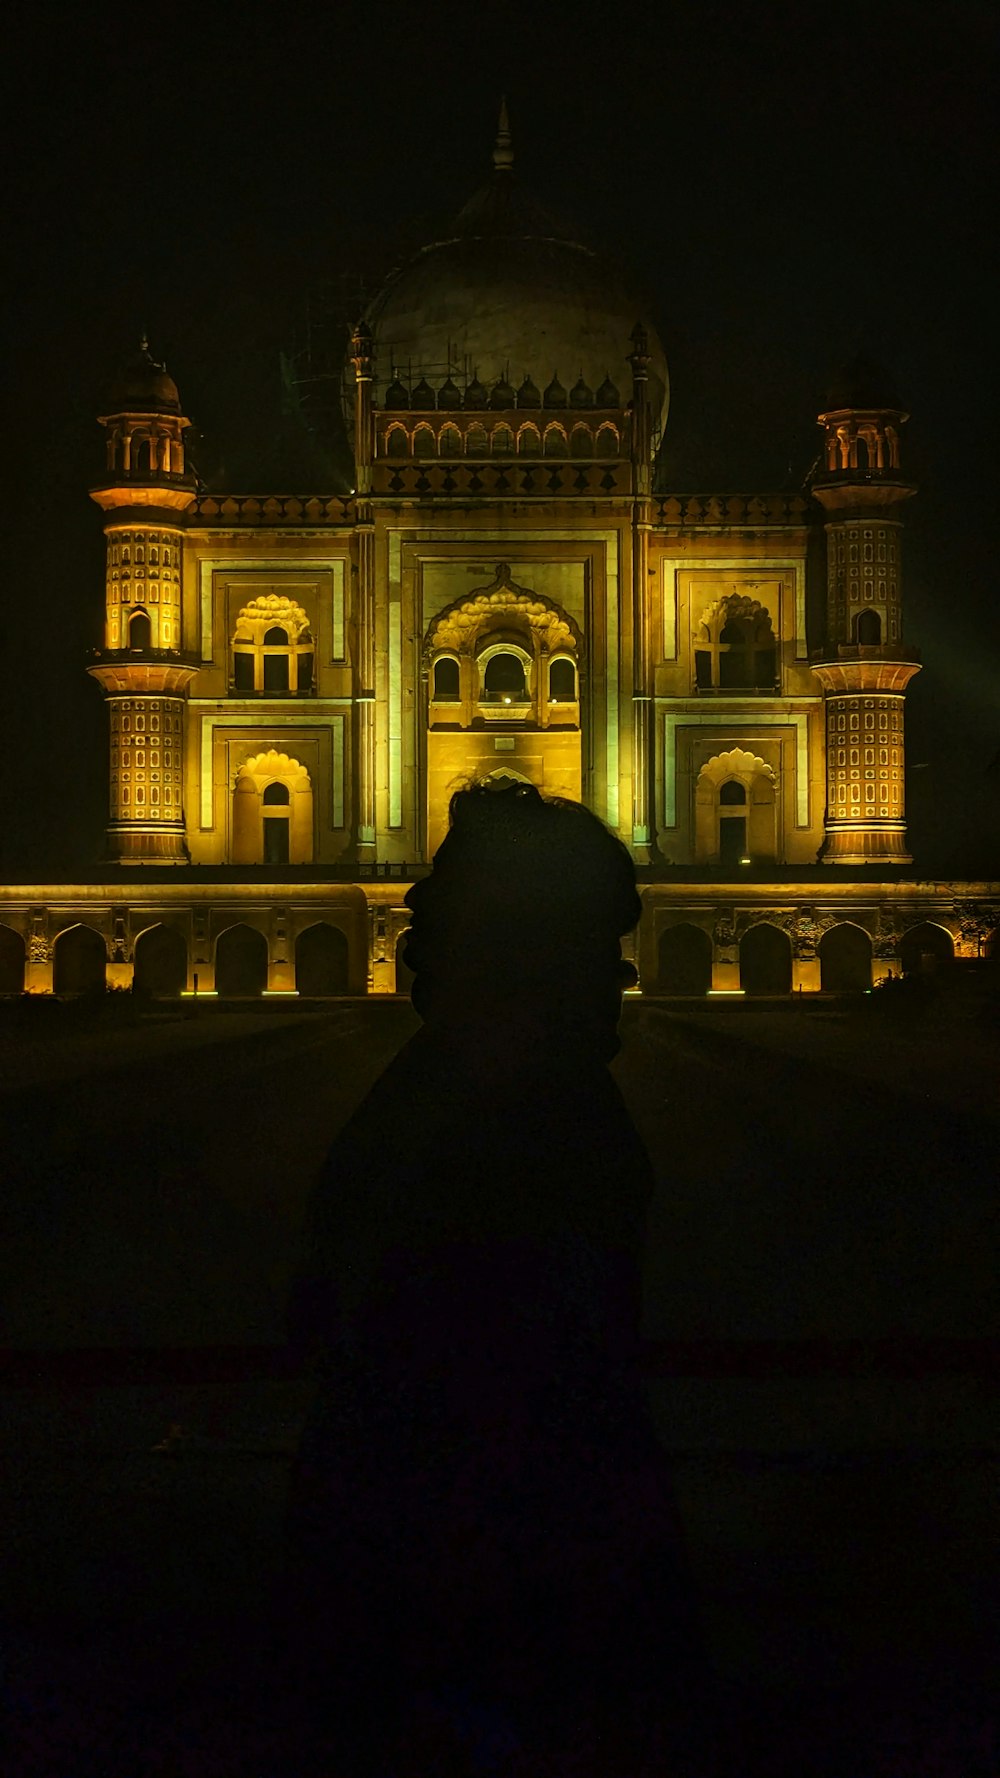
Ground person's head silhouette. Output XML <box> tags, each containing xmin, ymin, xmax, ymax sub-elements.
<box><xmin>403</xmin><ymin>781</ymin><xmax>640</xmax><ymax>1057</ymax></box>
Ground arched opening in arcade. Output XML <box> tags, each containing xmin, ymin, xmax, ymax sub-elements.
<box><xmin>395</xmin><ymin>929</ymin><xmax>414</xmax><ymax>994</ymax></box>
<box><xmin>215</xmin><ymin>923</ymin><xmax>268</xmax><ymax>997</ymax></box>
<box><xmin>657</xmin><ymin>923</ymin><xmax>712</xmax><ymax>995</ymax></box>
<box><xmin>900</xmin><ymin>922</ymin><xmax>954</xmax><ymax>978</ymax></box>
<box><xmin>294</xmin><ymin>923</ymin><xmax>349</xmax><ymax>997</ymax></box>
<box><xmin>0</xmin><ymin>924</ymin><xmax>26</xmax><ymax>994</ymax></box>
<box><xmin>133</xmin><ymin>923</ymin><xmax>187</xmax><ymax>997</ymax></box>
<box><xmin>739</xmin><ymin>922</ymin><xmax>792</xmax><ymax>995</ymax></box>
<box><xmin>819</xmin><ymin>922</ymin><xmax>872</xmax><ymax>992</ymax></box>
<box><xmin>53</xmin><ymin>925</ymin><xmax>107</xmax><ymax>995</ymax></box>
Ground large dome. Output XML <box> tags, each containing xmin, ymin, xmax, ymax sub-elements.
<box><xmin>364</xmin><ymin>116</ymin><xmax>669</xmax><ymax>432</ymax></box>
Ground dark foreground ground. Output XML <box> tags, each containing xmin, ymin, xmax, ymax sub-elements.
<box><xmin>2</xmin><ymin>989</ymin><xmax>997</xmax><ymax>1774</ymax></box>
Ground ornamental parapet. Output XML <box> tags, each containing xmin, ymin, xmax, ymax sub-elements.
<box><xmin>371</xmin><ymin>458</ymin><xmax>629</xmax><ymax>499</ymax></box>
<box><xmin>188</xmin><ymin>494</ymin><xmax>356</xmax><ymax>526</ymax></box>
<box><xmin>653</xmin><ymin>494</ymin><xmax>809</xmax><ymax>528</ymax></box>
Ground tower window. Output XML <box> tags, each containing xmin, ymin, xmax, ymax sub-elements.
<box><xmin>128</xmin><ymin>610</ymin><xmax>152</xmax><ymax>650</ymax></box>
<box><xmin>854</xmin><ymin>609</ymin><xmax>882</xmax><ymax>645</ymax></box>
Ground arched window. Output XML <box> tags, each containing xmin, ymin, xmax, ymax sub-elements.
<box><xmin>570</xmin><ymin>424</ymin><xmax>593</xmax><ymax>458</ymax></box>
<box><xmin>263</xmin><ymin>626</ymin><xmax>290</xmax><ymax>693</ymax></box>
<box><xmin>719</xmin><ymin>779</ymin><xmax>746</xmax><ymax>805</ymax></box>
<box><xmin>128</xmin><ymin>609</ymin><xmax>152</xmax><ymax>650</ymax></box>
<box><xmin>543</xmin><ymin>425</ymin><xmax>568</xmax><ymax>457</ymax></box>
<box><xmin>413</xmin><ymin>424</ymin><xmax>436</xmax><ymax>457</ymax></box>
<box><xmin>855</xmin><ymin>609</ymin><xmax>882</xmax><ymax>645</ymax></box>
<box><xmin>466</xmin><ymin>423</ymin><xmax>488</xmax><ymax>456</ymax></box>
<box><xmin>432</xmin><ymin>656</ymin><xmax>460</xmax><ymax>700</ymax></box>
<box><xmin>440</xmin><ymin>424</ymin><xmax>462</xmax><ymax>457</ymax></box>
<box><xmin>696</xmin><ymin>599</ymin><xmax>776</xmax><ymax>691</ymax></box>
<box><xmin>386</xmin><ymin>425</ymin><xmax>408</xmax><ymax>458</ymax></box>
<box><xmin>595</xmin><ymin>424</ymin><xmax>619</xmax><ymax>457</ymax></box>
<box><xmin>517</xmin><ymin>424</ymin><xmax>541</xmax><ymax>456</ymax></box>
<box><xmin>483</xmin><ymin>652</ymin><xmax>527</xmax><ymax>701</ymax></box>
<box><xmin>549</xmin><ymin>657</ymin><xmax>577</xmax><ymax>701</ymax></box>
<box><xmin>491</xmin><ymin>424</ymin><xmax>514</xmax><ymax>456</ymax></box>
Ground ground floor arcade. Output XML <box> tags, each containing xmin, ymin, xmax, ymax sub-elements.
<box><xmin>1</xmin><ymin>880</ymin><xmax>997</xmax><ymax>1000</ymax></box>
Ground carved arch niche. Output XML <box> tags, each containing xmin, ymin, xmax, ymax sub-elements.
<box><xmin>232</xmin><ymin>749</ymin><xmax>313</xmax><ymax>864</ymax></box>
<box><xmin>424</xmin><ymin>562</ymin><xmax>583</xmax><ymax>728</ymax></box>
<box><xmin>695</xmin><ymin>747</ymin><xmax>777</xmax><ymax>864</ymax></box>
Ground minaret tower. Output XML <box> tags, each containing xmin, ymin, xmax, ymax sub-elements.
<box><xmin>811</xmin><ymin>356</ymin><xmax>921</xmax><ymax>863</ymax></box>
<box><xmin>88</xmin><ymin>339</ymin><xmax>197</xmax><ymax>862</ymax></box>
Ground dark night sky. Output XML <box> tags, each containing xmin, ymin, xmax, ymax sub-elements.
<box><xmin>5</xmin><ymin>0</ymin><xmax>998</xmax><ymax>877</ymax></box>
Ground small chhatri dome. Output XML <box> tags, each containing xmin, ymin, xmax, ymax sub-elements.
<box><xmin>517</xmin><ymin>374</ymin><xmax>541</xmax><ymax>408</ymax></box>
<box><xmin>106</xmin><ymin>335</ymin><xmax>181</xmax><ymax>414</ymax></box>
<box><xmin>823</xmin><ymin>353</ymin><xmax>904</xmax><ymax>414</ymax></box>
<box><xmin>543</xmin><ymin>372</ymin><xmax>567</xmax><ymax>408</ymax></box>
<box><xmin>464</xmin><ymin>374</ymin><xmax>488</xmax><ymax>410</ymax></box>
<box><xmin>410</xmin><ymin>377</ymin><xmax>437</xmax><ymax>410</ymax></box>
<box><xmin>569</xmin><ymin>374</ymin><xmax>594</xmax><ymax>408</ymax></box>
<box><xmin>383</xmin><ymin>373</ymin><xmax>409</xmax><ymax>409</ymax></box>
<box><xmin>438</xmin><ymin>375</ymin><xmax>462</xmax><ymax>407</ymax></box>
<box><xmin>595</xmin><ymin>373</ymin><xmax>620</xmax><ymax>407</ymax></box>
<box><xmin>490</xmin><ymin>374</ymin><xmax>516</xmax><ymax>408</ymax></box>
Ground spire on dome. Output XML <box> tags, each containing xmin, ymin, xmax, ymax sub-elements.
<box><xmin>492</xmin><ymin>96</ymin><xmax>513</xmax><ymax>173</ymax></box>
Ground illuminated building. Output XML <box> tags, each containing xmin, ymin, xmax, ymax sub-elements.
<box><xmin>1</xmin><ymin>107</ymin><xmax>997</xmax><ymax>995</ymax></box>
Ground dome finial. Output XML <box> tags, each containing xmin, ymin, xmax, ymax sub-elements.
<box><xmin>493</xmin><ymin>96</ymin><xmax>513</xmax><ymax>173</ymax></box>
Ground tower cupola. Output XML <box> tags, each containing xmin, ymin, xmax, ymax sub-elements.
<box><xmin>96</xmin><ymin>336</ymin><xmax>192</xmax><ymax>491</ymax></box>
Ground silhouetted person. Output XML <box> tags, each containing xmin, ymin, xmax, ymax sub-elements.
<box><xmin>286</xmin><ymin>783</ymin><xmax>713</xmax><ymax>1775</ymax></box>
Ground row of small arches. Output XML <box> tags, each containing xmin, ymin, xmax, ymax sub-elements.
<box><xmin>382</xmin><ymin>370</ymin><xmax>621</xmax><ymax>412</ymax></box>
<box><xmin>654</xmin><ymin>920</ymin><xmax>959</xmax><ymax>995</ymax></box>
<box><xmin>383</xmin><ymin>421</ymin><xmax>620</xmax><ymax>460</ymax></box>
<box><xmin>0</xmin><ymin>919</ymin><xmax>971</xmax><ymax>999</ymax></box>
<box><xmin>0</xmin><ymin>921</ymin><xmax>354</xmax><ymax>998</ymax></box>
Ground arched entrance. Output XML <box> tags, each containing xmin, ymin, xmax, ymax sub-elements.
<box><xmin>215</xmin><ymin>923</ymin><xmax>268</xmax><ymax>997</ymax></box>
<box><xmin>739</xmin><ymin>922</ymin><xmax>792</xmax><ymax>995</ymax></box>
<box><xmin>0</xmin><ymin>925</ymin><xmax>25</xmax><ymax>994</ymax></box>
<box><xmin>820</xmin><ymin>922</ymin><xmax>872</xmax><ymax>991</ymax></box>
<box><xmin>133</xmin><ymin>923</ymin><xmax>187</xmax><ymax>997</ymax></box>
<box><xmin>695</xmin><ymin>748</ymin><xmax>778</xmax><ymax>864</ymax></box>
<box><xmin>232</xmin><ymin>751</ymin><xmax>313</xmax><ymax>865</ymax></box>
<box><xmin>900</xmin><ymin>922</ymin><xmax>954</xmax><ymax>977</ymax></box>
<box><xmin>53</xmin><ymin>925</ymin><xmax>107</xmax><ymax>995</ymax></box>
<box><xmin>658</xmin><ymin>923</ymin><xmax>712</xmax><ymax>995</ymax></box>
<box><xmin>295</xmin><ymin>923</ymin><xmax>349</xmax><ymax>996</ymax></box>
